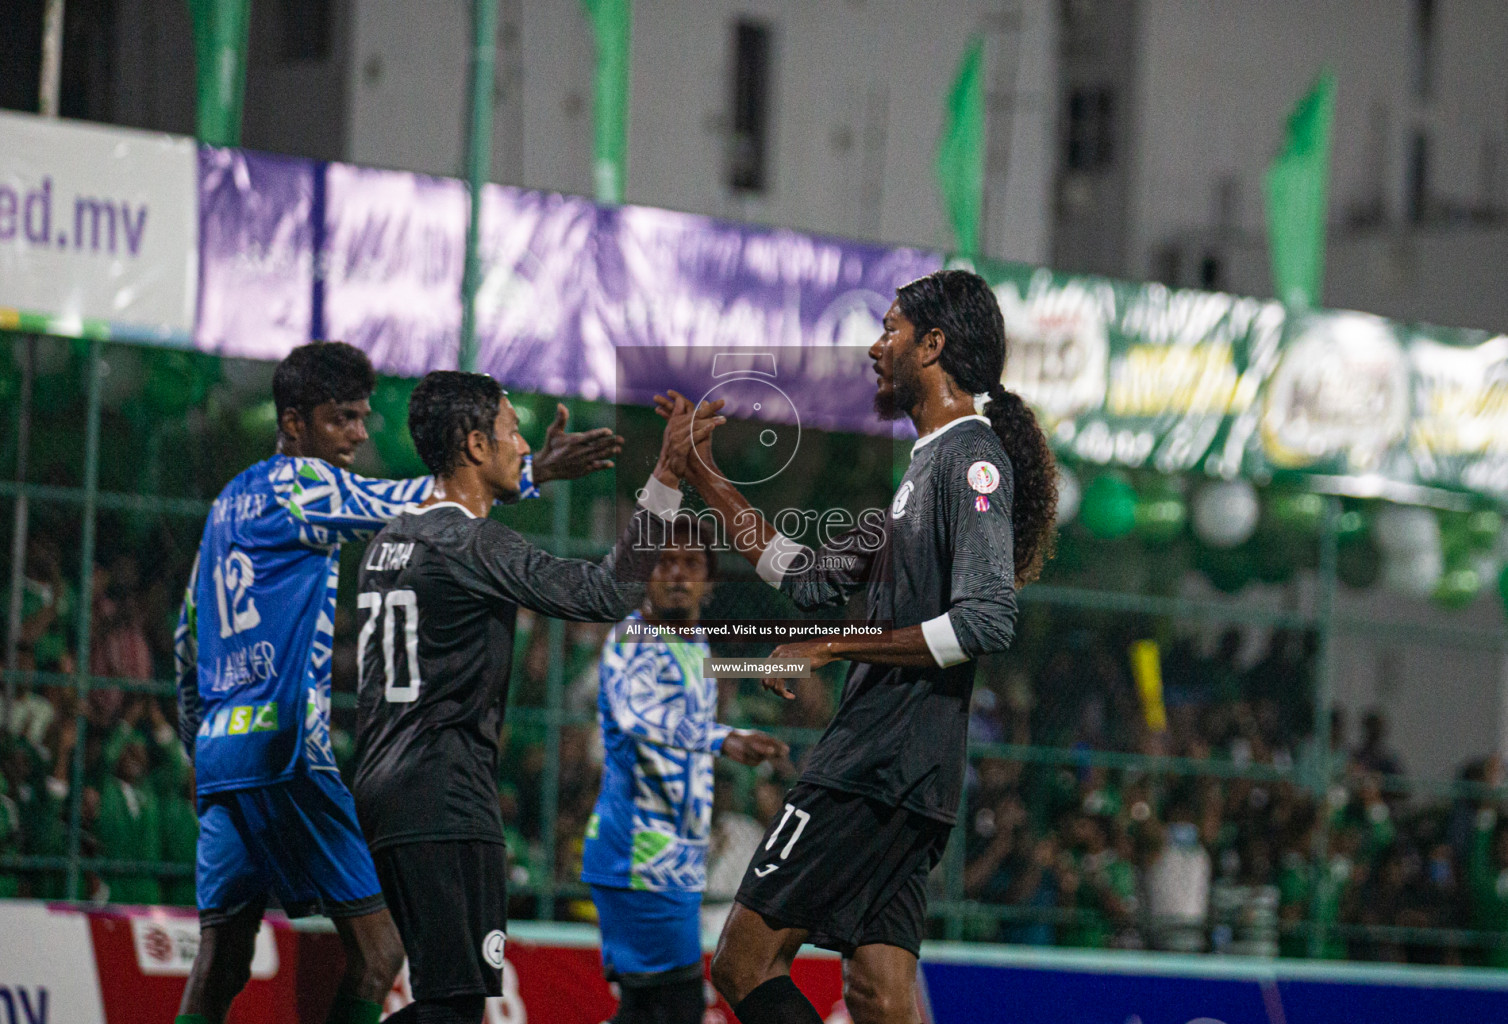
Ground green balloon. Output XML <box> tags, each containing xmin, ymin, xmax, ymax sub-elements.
<box><xmin>1434</xmin><ymin>562</ymin><xmax>1482</xmax><ymax>610</ymax></box>
<box><xmin>1080</xmin><ymin>475</ymin><xmax>1137</xmax><ymax>540</ymax></box>
<box><xmin>1468</xmin><ymin>509</ymin><xmax>1503</xmax><ymax>551</ymax></box>
<box><xmin>1253</xmin><ymin>533</ymin><xmax>1300</xmax><ymax>585</ymax></box>
<box><xmin>1134</xmin><ymin>495</ymin><xmax>1187</xmax><ymax>545</ymax></box>
<box><xmin>1268</xmin><ymin>491</ymin><xmax>1326</xmax><ymax>536</ymax></box>
<box><xmin>1335</xmin><ymin>508</ymin><xmax>1369</xmax><ymax>544</ymax></box>
<box><xmin>1336</xmin><ymin>538</ymin><xmax>1382</xmax><ymax>589</ymax></box>
<box><xmin>1197</xmin><ymin>544</ymin><xmax>1254</xmax><ymax>594</ymax></box>
<box><xmin>238</xmin><ymin>399</ymin><xmax>279</xmax><ymax>438</ymax></box>
<box><xmin>142</xmin><ymin>348</ymin><xmax>218</xmax><ymax>415</ymax></box>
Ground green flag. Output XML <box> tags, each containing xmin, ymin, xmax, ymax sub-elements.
<box><xmin>1264</xmin><ymin>70</ymin><xmax>1336</xmax><ymax>309</ymax></box>
<box><xmin>936</xmin><ymin>36</ymin><xmax>986</xmax><ymax>256</ymax></box>
<box><xmin>186</xmin><ymin>0</ymin><xmax>251</xmax><ymax>146</ymax></box>
<box><xmin>582</xmin><ymin>0</ymin><xmax>632</xmax><ymax>204</ymax></box>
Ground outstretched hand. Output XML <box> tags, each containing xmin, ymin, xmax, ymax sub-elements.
<box><xmin>720</xmin><ymin>729</ymin><xmax>789</xmax><ymax>767</ymax></box>
<box><xmin>761</xmin><ymin>641</ymin><xmax>840</xmax><ymax>700</ymax></box>
<box><xmin>532</xmin><ymin>403</ymin><xmax>624</xmax><ymax>484</ymax></box>
<box><xmin>654</xmin><ymin>390</ymin><xmax>725</xmax><ymax>481</ymax></box>
<box><xmin>654</xmin><ymin>390</ymin><xmax>723</xmax><ymax>483</ymax></box>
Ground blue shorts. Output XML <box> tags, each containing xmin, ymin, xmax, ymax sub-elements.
<box><xmin>196</xmin><ymin>765</ymin><xmax>385</xmax><ymax>926</ymax></box>
<box><xmin>589</xmin><ymin>884</ymin><xmax>703</xmax><ymax>984</ymax></box>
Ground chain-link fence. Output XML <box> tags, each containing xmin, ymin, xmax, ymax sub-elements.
<box><xmin>3</xmin><ymin>334</ymin><xmax>1508</xmax><ymax>967</ymax></box>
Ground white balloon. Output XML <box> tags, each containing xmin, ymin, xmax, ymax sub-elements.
<box><xmin>1472</xmin><ymin>552</ymin><xmax>1501</xmax><ymax>590</ymax></box>
<box><xmin>1381</xmin><ymin>545</ymin><xmax>1443</xmax><ymax>599</ymax></box>
<box><xmin>1192</xmin><ymin>479</ymin><xmax>1260</xmax><ymax>549</ymax></box>
<box><xmin>1056</xmin><ymin>467</ymin><xmax>1081</xmax><ymax>524</ymax></box>
<box><xmin>100</xmin><ymin>346</ymin><xmax>144</xmax><ymax>408</ymax></box>
<box><xmin>1373</xmin><ymin>505</ymin><xmax>1439</xmax><ymax>554</ymax></box>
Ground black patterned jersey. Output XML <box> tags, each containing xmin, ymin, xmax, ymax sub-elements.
<box><xmin>759</xmin><ymin>416</ymin><xmax>1019</xmax><ymax>823</ymax></box>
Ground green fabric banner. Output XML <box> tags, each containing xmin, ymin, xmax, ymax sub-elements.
<box><xmin>969</xmin><ymin>257</ymin><xmax>1508</xmax><ymax>505</ymax></box>
<box><xmin>1264</xmin><ymin>70</ymin><xmax>1336</xmax><ymax>310</ymax></box>
<box><xmin>582</xmin><ymin>0</ymin><xmax>632</xmax><ymax>204</ymax></box>
<box><xmin>186</xmin><ymin>0</ymin><xmax>251</xmax><ymax>147</ymax></box>
<box><xmin>937</xmin><ymin>36</ymin><xmax>986</xmax><ymax>257</ymax></box>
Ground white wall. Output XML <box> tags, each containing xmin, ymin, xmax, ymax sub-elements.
<box><xmin>1132</xmin><ymin>0</ymin><xmax>1409</xmax><ymax>274</ymax></box>
<box><xmin>1180</xmin><ymin>570</ymin><xmax>1507</xmax><ymax>781</ymax></box>
<box><xmin>341</xmin><ymin>0</ymin><xmax>1057</xmax><ymax>263</ymax></box>
<box><xmin>1330</xmin><ymin>587</ymin><xmax>1507</xmax><ymax>781</ymax></box>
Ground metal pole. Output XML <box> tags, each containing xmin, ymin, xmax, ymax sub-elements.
<box><xmin>5</xmin><ymin>338</ymin><xmax>36</xmax><ymax>689</ymax></box>
<box><xmin>63</xmin><ymin>340</ymin><xmax>103</xmax><ymax>900</ymax></box>
<box><xmin>459</xmin><ymin>0</ymin><xmax>500</xmax><ymax>373</ymax></box>
<box><xmin>38</xmin><ymin>0</ymin><xmax>65</xmax><ymax>117</ymax></box>
<box><xmin>1306</xmin><ymin>496</ymin><xmax>1341</xmax><ymax>959</ymax></box>
<box><xmin>539</xmin><ymin>477</ymin><xmax>570</xmax><ymax>918</ymax></box>
<box><xmin>943</xmin><ymin>788</ymin><xmax>968</xmax><ymax>940</ymax></box>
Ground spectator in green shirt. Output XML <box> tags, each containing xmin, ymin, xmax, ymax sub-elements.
<box><xmin>0</xmin><ymin>772</ymin><xmax>20</xmax><ymax>898</ymax></box>
<box><xmin>93</xmin><ymin>734</ymin><xmax>161</xmax><ymax>905</ymax></box>
<box><xmin>158</xmin><ymin>764</ymin><xmax>198</xmax><ymax>907</ymax></box>
<box><xmin>1059</xmin><ymin>813</ymin><xmax>1137</xmax><ymax>948</ymax></box>
<box><xmin>1467</xmin><ymin>808</ymin><xmax>1508</xmax><ymax>967</ymax></box>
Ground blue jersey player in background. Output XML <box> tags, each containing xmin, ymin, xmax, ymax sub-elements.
<box><xmin>173</xmin><ymin>341</ymin><xmax>621</xmax><ymax>1024</ymax></box>
<box><xmin>583</xmin><ymin>520</ymin><xmax>786</xmax><ymax>1024</ymax></box>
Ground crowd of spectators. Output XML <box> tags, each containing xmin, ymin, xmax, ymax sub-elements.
<box><xmin>2</xmin><ymin>531</ymin><xmax>194</xmax><ymax>904</ymax></box>
<box><xmin>943</xmin><ymin>619</ymin><xmax>1508</xmax><ymax>966</ymax></box>
<box><xmin>5</xmin><ymin>527</ymin><xmax>1508</xmax><ymax>971</ymax></box>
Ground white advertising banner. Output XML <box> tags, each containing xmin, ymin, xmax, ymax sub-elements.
<box><xmin>0</xmin><ymin>901</ymin><xmax>107</xmax><ymax>1024</ymax></box>
<box><xmin>0</xmin><ymin>110</ymin><xmax>197</xmax><ymax>341</ymax></box>
<box><xmin>129</xmin><ymin>914</ymin><xmax>279</xmax><ymax>978</ymax></box>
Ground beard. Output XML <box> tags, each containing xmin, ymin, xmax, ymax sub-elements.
<box><xmin>653</xmin><ymin>602</ymin><xmax>693</xmax><ymax>621</ymax></box>
<box><xmin>873</xmin><ymin>352</ymin><xmax>922</xmax><ymax>421</ymax></box>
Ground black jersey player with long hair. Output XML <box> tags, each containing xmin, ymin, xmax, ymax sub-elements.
<box><xmin>663</xmin><ymin>269</ymin><xmax>1057</xmax><ymax>1024</ymax></box>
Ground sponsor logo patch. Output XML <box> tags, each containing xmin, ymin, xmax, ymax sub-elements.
<box><xmin>481</xmin><ymin>929</ymin><xmax>507</xmax><ymax>968</ymax></box>
<box><xmin>891</xmin><ymin>480</ymin><xmax>915</xmax><ymax>519</ymax></box>
<box><xmin>967</xmin><ymin>460</ymin><xmax>1000</xmax><ymax>494</ymax></box>
<box><xmin>975</xmin><ymin>495</ymin><xmax>990</xmax><ymax>512</ymax></box>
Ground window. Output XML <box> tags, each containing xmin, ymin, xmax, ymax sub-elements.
<box><xmin>279</xmin><ymin>0</ymin><xmax>333</xmax><ymax>64</ymax></box>
<box><xmin>1407</xmin><ymin>130</ymin><xmax>1431</xmax><ymax>222</ymax></box>
<box><xmin>729</xmin><ymin>20</ymin><xmax>772</xmax><ymax>193</ymax></box>
<box><xmin>1411</xmin><ymin>0</ymin><xmax>1436</xmax><ymax>101</ymax></box>
<box><xmin>1066</xmin><ymin>86</ymin><xmax>1115</xmax><ymax>172</ymax></box>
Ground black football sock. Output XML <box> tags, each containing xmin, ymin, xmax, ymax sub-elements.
<box><xmin>732</xmin><ymin>976</ymin><xmax>823</xmax><ymax>1024</ymax></box>
<box><xmin>650</xmin><ymin>976</ymin><xmax>707</xmax><ymax>1024</ymax></box>
<box><xmin>412</xmin><ymin>995</ymin><xmax>486</xmax><ymax>1024</ymax></box>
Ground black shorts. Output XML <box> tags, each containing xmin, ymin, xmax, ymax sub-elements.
<box><xmin>734</xmin><ymin>782</ymin><xmax>951</xmax><ymax>958</ymax></box>
<box><xmin>373</xmin><ymin>839</ymin><xmax>509</xmax><ymax>1000</ymax></box>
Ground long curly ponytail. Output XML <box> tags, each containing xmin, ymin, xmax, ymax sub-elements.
<box><xmin>982</xmin><ymin>382</ymin><xmax>1058</xmax><ymax>583</ymax></box>
<box><xmin>896</xmin><ymin>269</ymin><xmax>1058</xmax><ymax>583</ymax></box>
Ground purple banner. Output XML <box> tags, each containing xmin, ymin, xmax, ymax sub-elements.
<box><xmin>196</xmin><ymin>150</ymin><xmax>942</xmax><ymax>433</ymax></box>
<box><xmin>195</xmin><ymin>147</ymin><xmax>315</xmax><ymax>359</ymax></box>
<box><xmin>324</xmin><ymin>163</ymin><xmax>466</xmax><ymax>377</ymax></box>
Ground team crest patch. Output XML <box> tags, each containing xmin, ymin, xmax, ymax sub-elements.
<box><xmin>891</xmin><ymin>480</ymin><xmax>915</xmax><ymax>519</ymax></box>
<box><xmin>481</xmin><ymin>929</ymin><xmax>507</xmax><ymax>968</ymax></box>
<box><xmin>967</xmin><ymin>461</ymin><xmax>1000</xmax><ymax>494</ymax></box>
<box><xmin>975</xmin><ymin>495</ymin><xmax>990</xmax><ymax>512</ymax></box>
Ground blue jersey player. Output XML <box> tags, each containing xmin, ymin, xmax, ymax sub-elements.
<box><xmin>173</xmin><ymin>342</ymin><xmax>620</xmax><ymax>1024</ymax></box>
<box><xmin>582</xmin><ymin>522</ymin><xmax>786</xmax><ymax>1024</ymax></box>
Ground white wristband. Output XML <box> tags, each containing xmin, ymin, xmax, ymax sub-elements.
<box><xmin>921</xmin><ymin>612</ymin><xmax>968</xmax><ymax>668</ymax></box>
<box><xmin>637</xmin><ymin>474</ymin><xmax>684</xmax><ymax>522</ymax></box>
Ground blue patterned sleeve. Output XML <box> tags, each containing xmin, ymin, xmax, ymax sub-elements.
<box><xmin>270</xmin><ymin>458</ymin><xmax>432</xmax><ymax>547</ymax></box>
<box><xmin>603</xmin><ymin>643</ymin><xmax>731</xmax><ymax>754</ymax></box>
